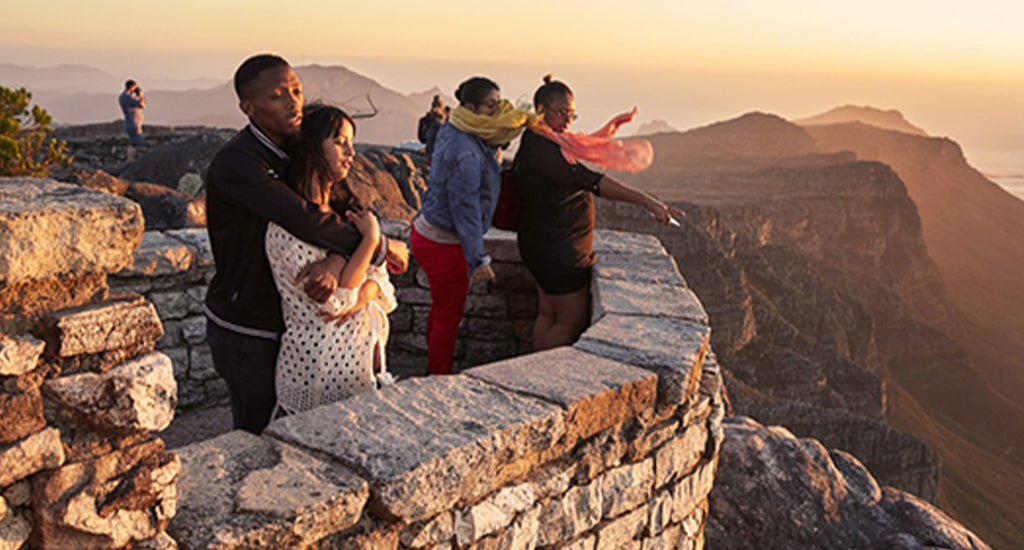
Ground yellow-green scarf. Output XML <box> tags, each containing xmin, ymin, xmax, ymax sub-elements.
<box><xmin>448</xmin><ymin>99</ymin><xmax>536</xmax><ymax>147</ymax></box>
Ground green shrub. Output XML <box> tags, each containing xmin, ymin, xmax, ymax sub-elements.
<box><xmin>0</xmin><ymin>86</ymin><xmax>72</xmax><ymax>177</ymax></box>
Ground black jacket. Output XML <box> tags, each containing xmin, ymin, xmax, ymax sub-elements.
<box><xmin>203</xmin><ymin>125</ymin><xmax>370</xmax><ymax>338</ymax></box>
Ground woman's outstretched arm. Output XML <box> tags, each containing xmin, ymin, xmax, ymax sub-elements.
<box><xmin>597</xmin><ymin>175</ymin><xmax>685</xmax><ymax>226</ymax></box>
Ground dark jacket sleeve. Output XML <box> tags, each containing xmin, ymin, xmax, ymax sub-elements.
<box><xmin>526</xmin><ymin>136</ymin><xmax>602</xmax><ymax>195</ymax></box>
<box><xmin>208</xmin><ymin>146</ymin><xmax>365</xmax><ymax>256</ymax></box>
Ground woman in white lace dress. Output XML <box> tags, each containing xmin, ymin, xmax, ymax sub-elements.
<box><xmin>265</xmin><ymin>104</ymin><xmax>396</xmax><ymax>415</ymax></box>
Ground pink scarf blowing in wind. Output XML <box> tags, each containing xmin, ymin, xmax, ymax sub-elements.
<box><xmin>530</xmin><ymin>107</ymin><xmax>654</xmax><ymax>173</ymax></box>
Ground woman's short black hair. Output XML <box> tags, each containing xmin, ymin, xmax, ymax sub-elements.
<box><xmin>533</xmin><ymin>74</ymin><xmax>574</xmax><ymax>109</ymax></box>
<box><xmin>291</xmin><ymin>103</ymin><xmax>356</xmax><ymax>206</ymax></box>
<box><xmin>234</xmin><ymin>54</ymin><xmax>290</xmax><ymax>100</ymax></box>
<box><xmin>454</xmin><ymin>77</ymin><xmax>499</xmax><ymax>107</ymax></box>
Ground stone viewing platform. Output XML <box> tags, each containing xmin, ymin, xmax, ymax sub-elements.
<box><xmin>168</xmin><ymin>229</ymin><xmax>725</xmax><ymax>549</ymax></box>
<box><xmin>2</xmin><ymin>176</ymin><xmax>724</xmax><ymax>549</ymax></box>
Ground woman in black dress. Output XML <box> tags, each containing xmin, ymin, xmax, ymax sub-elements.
<box><xmin>514</xmin><ymin>76</ymin><xmax>682</xmax><ymax>350</ymax></box>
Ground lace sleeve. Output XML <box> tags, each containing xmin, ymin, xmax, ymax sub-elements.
<box><xmin>367</xmin><ymin>265</ymin><xmax>397</xmax><ymax>314</ymax></box>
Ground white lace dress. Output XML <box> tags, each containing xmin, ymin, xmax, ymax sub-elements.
<box><xmin>265</xmin><ymin>222</ymin><xmax>397</xmax><ymax>415</ymax></box>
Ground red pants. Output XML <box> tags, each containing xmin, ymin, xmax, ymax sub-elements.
<box><xmin>410</xmin><ymin>226</ymin><xmax>469</xmax><ymax>375</ymax></box>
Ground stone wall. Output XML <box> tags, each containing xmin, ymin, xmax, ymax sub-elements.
<box><xmin>0</xmin><ymin>178</ymin><xmax>179</xmax><ymax>549</ymax></box>
<box><xmin>109</xmin><ymin>230</ymin><xmax>222</xmax><ymax>410</ymax></box>
<box><xmin>167</xmin><ymin>229</ymin><xmax>726</xmax><ymax>549</ymax></box>
<box><xmin>109</xmin><ymin>226</ymin><xmax>539</xmax><ymax>407</ymax></box>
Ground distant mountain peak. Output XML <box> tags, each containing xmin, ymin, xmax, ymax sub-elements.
<box><xmin>632</xmin><ymin>119</ymin><xmax>677</xmax><ymax>136</ymax></box>
<box><xmin>794</xmin><ymin>105</ymin><xmax>928</xmax><ymax>136</ymax></box>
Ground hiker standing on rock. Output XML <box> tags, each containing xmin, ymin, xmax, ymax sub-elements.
<box><xmin>417</xmin><ymin>94</ymin><xmax>448</xmax><ymax>161</ymax></box>
<box><xmin>203</xmin><ymin>54</ymin><xmax>409</xmax><ymax>434</ymax></box>
<box><xmin>119</xmin><ymin>79</ymin><xmax>146</xmax><ymax>160</ymax></box>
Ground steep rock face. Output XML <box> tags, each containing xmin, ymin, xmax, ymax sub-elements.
<box><xmin>805</xmin><ymin>122</ymin><xmax>1024</xmax><ymax>452</ymax></box>
<box><xmin>706</xmin><ymin>417</ymin><xmax>991</xmax><ymax>550</ymax></box>
<box><xmin>598</xmin><ymin>114</ymin><xmax>967</xmax><ymax>500</ymax></box>
<box><xmin>602</xmin><ymin>111</ymin><xmax>1024</xmax><ymax>548</ymax></box>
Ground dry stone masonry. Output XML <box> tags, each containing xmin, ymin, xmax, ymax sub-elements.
<box><xmin>111</xmin><ymin>225</ymin><xmax>540</xmax><ymax>408</ymax></box>
<box><xmin>0</xmin><ymin>177</ymin><xmax>179</xmax><ymax>549</ymax></box>
<box><xmin>168</xmin><ymin>229</ymin><xmax>726</xmax><ymax>549</ymax></box>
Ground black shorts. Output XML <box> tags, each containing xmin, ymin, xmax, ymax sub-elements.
<box><xmin>518</xmin><ymin>240</ymin><xmax>592</xmax><ymax>295</ymax></box>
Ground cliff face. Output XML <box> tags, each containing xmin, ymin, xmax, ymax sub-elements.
<box><xmin>804</xmin><ymin>121</ymin><xmax>1024</xmax><ymax>429</ymax></box>
<box><xmin>600</xmin><ymin>111</ymin><xmax>1024</xmax><ymax>548</ymax></box>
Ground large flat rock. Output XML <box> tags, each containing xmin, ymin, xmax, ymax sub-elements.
<box><xmin>593</xmin><ymin>252</ymin><xmax>686</xmax><ymax>287</ymax></box>
<box><xmin>465</xmin><ymin>347</ymin><xmax>657</xmax><ymax>442</ymax></box>
<box><xmin>265</xmin><ymin>375</ymin><xmax>565</xmax><ymax>523</ymax></box>
<box><xmin>0</xmin><ymin>178</ymin><xmax>143</xmax><ymax>284</ymax></box>
<box><xmin>591</xmin><ymin>277</ymin><xmax>708</xmax><ymax>324</ymax></box>
<box><xmin>576</xmin><ymin>314</ymin><xmax>710</xmax><ymax>406</ymax></box>
<box><xmin>593</xmin><ymin>230</ymin><xmax>667</xmax><ymax>256</ymax></box>
<box><xmin>170</xmin><ymin>430</ymin><xmax>368</xmax><ymax>550</ymax></box>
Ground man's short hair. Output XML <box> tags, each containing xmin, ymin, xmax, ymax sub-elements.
<box><xmin>125</xmin><ymin>79</ymin><xmax>136</xmax><ymax>89</ymax></box>
<box><xmin>234</xmin><ymin>54</ymin><xmax>290</xmax><ymax>100</ymax></box>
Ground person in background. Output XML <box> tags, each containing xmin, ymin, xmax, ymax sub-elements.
<box><xmin>118</xmin><ymin>79</ymin><xmax>145</xmax><ymax>160</ymax></box>
<box><xmin>515</xmin><ymin>75</ymin><xmax>683</xmax><ymax>351</ymax></box>
<box><xmin>267</xmin><ymin>104</ymin><xmax>397</xmax><ymax>415</ymax></box>
<box><xmin>417</xmin><ymin>94</ymin><xmax>448</xmax><ymax>160</ymax></box>
<box><xmin>204</xmin><ymin>54</ymin><xmax>409</xmax><ymax>434</ymax></box>
<box><xmin>410</xmin><ymin>76</ymin><xmax>532</xmax><ymax>375</ymax></box>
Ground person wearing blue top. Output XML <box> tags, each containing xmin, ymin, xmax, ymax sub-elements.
<box><xmin>410</xmin><ymin>76</ymin><xmax>504</xmax><ymax>375</ymax></box>
<box><xmin>118</xmin><ymin>79</ymin><xmax>146</xmax><ymax>160</ymax></box>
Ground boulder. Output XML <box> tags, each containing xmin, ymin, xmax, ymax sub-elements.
<box><xmin>118</xmin><ymin>131</ymin><xmax>230</xmax><ymax>188</ymax></box>
<box><xmin>705</xmin><ymin>417</ymin><xmax>992</xmax><ymax>550</ymax></box>
<box><xmin>124</xmin><ymin>182</ymin><xmax>205</xmax><ymax>230</ymax></box>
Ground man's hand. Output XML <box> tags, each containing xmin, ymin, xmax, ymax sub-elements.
<box><xmin>295</xmin><ymin>255</ymin><xmax>345</xmax><ymax>303</ymax></box>
<box><xmin>386</xmin><ymin>238</ymin><xmax>410</xmax><ymax>274</ymax></box>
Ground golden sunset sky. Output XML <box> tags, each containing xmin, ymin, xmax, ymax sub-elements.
<box><xmin>3</xmin><ymin>0</ymin><xmax>1022</xmax><ymax>81</ymax></box>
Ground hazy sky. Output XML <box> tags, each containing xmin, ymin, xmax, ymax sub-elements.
<box><xmin>3</xmin><ymin>0</ymin><xmax>1022</xmax><ymax>193</ymax></box>
<box><xmin>3</xmin><ymin>0</ymin><xmax>1023</xmax><ymax>82</ymax></box>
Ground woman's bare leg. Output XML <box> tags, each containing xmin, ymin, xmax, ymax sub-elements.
<box><xmin>532</xmin><ymin>285</ymin><xmax>556</xmax><ymax>351</ymax></box>
<box><xmin>534</xmin><ymin>283</ymin><xmax>590</xmax><ymax>351</ymax></box>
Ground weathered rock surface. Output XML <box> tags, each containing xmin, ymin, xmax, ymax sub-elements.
<box><xmin>0</xmin><ymin>178</ymin><xmax>142</xmax><ymax>284</ymax></box>
<box><xmin>32</xmin><ymin>437</ymin><xmax>179</xmax><ymax>549</ymax></box>
<box><xmin>576</xmin><ymin>314</ymin><xmax>709</xmax><ymax>407</ymax></box>
<box><xmin>41</xmin><ymin>293</ymin><xmax>163</xmax><ymax>358</ymax></box>
<box><xmin>266</xmin><ymin>375</ymin><xmax>565</xmax><ymax>522</ymax></box>
<box><xmin>0</xmin><ymin>332</ymin><xmax>44</xmax><ymax>376</ymax></box>
<box><xmin>43</xmin><ymin>351</ymin><xmax>177</xmax><ymax>433</ymax></box>
<box><xmin>591</xmin><ymin>278</ymin><xmax>707</xmax><ymax>324</ymax></box>
<box><xmin>169</xmin><ymin>430</ymin><xmax>367</xmax><ymax>550</ymax></box>
<box><xmin>121</xmin><ymin>232</ymin><xmax>195</xmax><ymax>277</ymax></box>
<box><xmin>124</xmin><ymin>181</ymin><xmax>206</xmax><ymax>230</ymax></box>
<box><xmin>464</xmin><ymin>347</ymin><xmax>657</xmax><ymax>442</ymax></box>
<box><xmin>0</xmin><ymin>387</ymin><xmax>46</xmax><ymax>444</ymax></box>
<box><xmin>705</xmin><ymin>417</ymin><xmax>991</xmax><ymax>550</ymax></box>
<box><xmin>0</xmin><ymin>427</ymin><xmax>64</xmax><ymax>487</ymax></box>
<box><xmin>0</xmin><ymin>508</ymin><xmax>31</xmax><ymax>550</ymax></box>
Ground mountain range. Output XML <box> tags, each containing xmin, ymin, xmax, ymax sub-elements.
<box><xmin>0</xmin><ymin>63</ymin><xmax>448</xmax><ymax>145</ymax></box>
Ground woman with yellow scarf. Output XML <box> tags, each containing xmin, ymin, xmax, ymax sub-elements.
<box><xmin>410</xmin><ymin>77</ymin><xmax>531</xmax><ymax>375</ymax></box>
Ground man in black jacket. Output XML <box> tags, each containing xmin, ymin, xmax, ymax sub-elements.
<box><xmin>204</xmin><ymin>54</ymin><xmax>408</xmax><ymax>433</ymax></box>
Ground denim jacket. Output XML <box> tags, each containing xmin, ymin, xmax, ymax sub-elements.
<box><xmin>419</xmin><ymin>122</ymin><xmax>501</xmax><ymax>271</ymax></box>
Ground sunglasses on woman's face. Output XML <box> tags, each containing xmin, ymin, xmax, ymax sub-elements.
<box><xmin>554</xmin><ymin>108</ymin><xmax>578</xmax><ymax>122</ymax></box>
